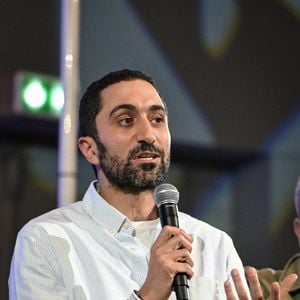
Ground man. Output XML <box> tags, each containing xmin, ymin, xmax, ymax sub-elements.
<box><xmin>8</xmin><ymin>69</ymin><xmax>295</xmax><ymax>299</ymax></box>
<box><xmin>257</xmin><ymin>178</ymin><xmax>300</xmax><ymax>299</ymax></box>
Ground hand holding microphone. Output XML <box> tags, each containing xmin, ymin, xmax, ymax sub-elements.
<box><xmin>138</xmin><ymin>183</ymin><xmax>193</xmax><ymax>300</ymax></box>
<box><xmin>153</xmin><ymin>183</ymin><xmax>192</xmax><ymax>300</ymax></box>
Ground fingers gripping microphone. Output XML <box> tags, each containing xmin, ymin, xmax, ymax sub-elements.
<box><xmin>153</xmin><ymin>184</ymin><xmax>190</xmax><ymax>300</ymax></box>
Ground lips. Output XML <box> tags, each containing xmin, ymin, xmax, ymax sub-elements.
<box><xmin>133</xmin><ymin>151</ymin><xmax>160</xmax><ymax>161</ymax></box>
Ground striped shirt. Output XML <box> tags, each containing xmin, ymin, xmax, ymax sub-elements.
<box><xmin>9</xmin><ymin>181</ymin><xmax>245</xmax><ymax>299</ymax></box>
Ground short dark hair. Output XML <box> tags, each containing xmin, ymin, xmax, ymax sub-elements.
<box><xmin>78</xmin><ymin>69</ymin><xmax>165</xmax><ymax>139</ymax></box>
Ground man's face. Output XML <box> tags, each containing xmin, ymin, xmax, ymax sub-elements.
<box><xmin>94</xmin><ymin>79</ymin><xmax>171</xmax><ymax>194</ymax></box>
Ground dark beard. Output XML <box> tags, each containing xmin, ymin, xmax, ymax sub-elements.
<box><xmin>95</xmin><ymin>139</ymin><xmax>170</xmax><ymax>194</ymax></box>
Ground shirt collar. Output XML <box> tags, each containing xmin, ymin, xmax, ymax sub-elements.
<box><xmin>82</xmin><ymin>180</ymin><xmax>135</xmax><ymax>236</ymax></box>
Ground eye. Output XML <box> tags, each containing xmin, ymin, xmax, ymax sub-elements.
<box><xmin>118</xmin><ymin>116</ymin><xmax>134</xmax><ymax>126</ymax></box>
<box><xmin>151</xmin><ymin>114</ymin><xmax>165</xmax><ymax>125</ymax></box>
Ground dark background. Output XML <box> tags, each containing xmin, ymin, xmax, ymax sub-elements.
<box><xmin>1</xmin><ymin>1</ymin><xmax>300</xmax><ymax>299</ymax></box>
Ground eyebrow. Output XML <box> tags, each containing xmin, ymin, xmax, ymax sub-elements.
<box><xmin>109</xmin><ymin>104</ymin><xmax>166</xmax><ymax>118</ymax></box>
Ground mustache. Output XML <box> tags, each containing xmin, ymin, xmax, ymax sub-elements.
<box><xmin>128</xmin><ymin>143</ymin><xmax>163</xmax><ymax>159</ymax></box>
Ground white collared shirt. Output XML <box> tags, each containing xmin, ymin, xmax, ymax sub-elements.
<box><xmin>9</xmin><ymin>181</ymin><xmax>246</xmax><ymax>299</ymax></box>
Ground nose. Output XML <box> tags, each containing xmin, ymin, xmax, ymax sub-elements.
<box><xmin>136</xmin><ymin>118</ymin><xmax>156</xmax><ymax>144</ymax></box>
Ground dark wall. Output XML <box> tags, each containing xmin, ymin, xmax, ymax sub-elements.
<box><xmin>0</xmin><ymin>1</ymin><xmax>60</xmax><ymax>74</ymax></box>
<box><xmin>129</xmin><ymin>0</ymin><xmax>300</xmax><ymax>149</ymax></box>
<box><xmin>0</xmin><ymin>1</ymin><xmax>60</xmax><ymax>299</ymax></box>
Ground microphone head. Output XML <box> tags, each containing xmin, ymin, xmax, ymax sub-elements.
<box><xmin>153</xmin><ymin>183</ymin><xmax>179</xmax><ymax>207</ymax></box>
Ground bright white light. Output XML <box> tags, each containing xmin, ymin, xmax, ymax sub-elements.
<box><xmin>65</xmin><ymin>54</ymin><xmax>73</xmax><ymax>68</ymax></box>
<box><xmin>50</xmin><ymin>83</ymin><xmax>64</xmax><ymax>115</ymax></box>
<box><xmin>22</xmin><ymin>80</ymin><xmax>47</xmax><ymax>110</ymax></box>
<box><xmin>64</xmin><ymin>114</ymin><xmax>72</xmax><ymax>133</ymax></box>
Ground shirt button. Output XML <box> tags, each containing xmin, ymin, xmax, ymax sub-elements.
<box><xmin>123</xmin><ymin>222</ymin><xmax>129</xmax><ymax>229</ymax></box>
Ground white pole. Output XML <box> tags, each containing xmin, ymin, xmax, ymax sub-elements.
<box><xmin>58</xmin><ymin>0</ymin><xmax>80</xmax><ymax>206</ymax></box>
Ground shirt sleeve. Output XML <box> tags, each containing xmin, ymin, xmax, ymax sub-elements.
<box><xmin>9</xmin><ymin>225</ymin><xmax>67</xmax><ymax>300</ymax></box>
<box><xmin>127</xmin><ymin>291</ymin><xmax>141</xmax><ymax>300</ymax></box>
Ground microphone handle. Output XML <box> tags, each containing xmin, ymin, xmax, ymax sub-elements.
<box><xmin>158</xmin><ymin>204</ymin><xmax>179</xmax><ymax>227</ymax></box>
<box><xmin>158</xmin><ymin>204</ymin><xmax>190</xmax><ymax>300</ymax></box>
<box><xmin>174</xmin><ymin>273</ymin><xmax>190</xmax><ymax>300</ymax></box>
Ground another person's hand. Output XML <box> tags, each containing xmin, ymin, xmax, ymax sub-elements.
<box><xmin>224</xmin><ymin>266</ymin><xmax>298</xmax><ymax>300</ymax></box>
<box><xmin>138</xmin><ymin>225</ymin><xmax>194</xmax><ymax>300</ymax></box>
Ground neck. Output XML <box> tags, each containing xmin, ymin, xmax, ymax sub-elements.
<box><xmin>96</xmin><ymin>178</ymin><xmax>159</xmax><ymax>222</ymax></box>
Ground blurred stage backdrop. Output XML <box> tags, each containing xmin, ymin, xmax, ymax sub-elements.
<box><xmin>0</xmin><ymin>0</ymin><xmax>300</xmax><ymax>298</ymax></box>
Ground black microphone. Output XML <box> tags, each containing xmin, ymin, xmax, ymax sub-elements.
<box><xmin>153</xmin><ymin>183</ymin><xmax>190</xmax><ymax>300</ymax></box>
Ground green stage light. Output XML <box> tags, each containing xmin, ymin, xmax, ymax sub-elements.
<box><xmin>14</xmin><ymin>72</ymin><xmax>64</xmax><ymax>118</ymax></box>
<box><xmin>22</xmin><ymin>78</ymin><xmax>47</xmax><ymax>111</ymax></box>
<box><xmin>49</xmin><ymin>82</ymin><xmax>65</xmax><ymax>116</ymax></box>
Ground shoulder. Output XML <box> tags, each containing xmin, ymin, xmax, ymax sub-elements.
<box><xmin>256</xmin><ymin>267</ymin><xmax>282</xmax><ymax>299</ymax></box>
<box><xmin>179</xmin><ymin>211</ymin><xmax>229</xmax><ymax>234</ymax></box>
<box><xmin>178</xmin><ymin>212</ymin><xmax>243</xmax><ymax>275</ymax></box>
<box><xmin>258</xmin><ymin>253</ymin><xmax>300</xmax><ymax>281</ymax></box>
<box><xmin>178</xmin><ymin>211</ymin><xmax>234</xmax><ymax>245</ymax></box>
<box><xmin>18</xmin><ymin>201</ymin><xmax>84</xmax><ymax>238</ymax></box>
<box><xmin>286</xmin><ymin>253</ymin><xmax>300</xmax><ymax>265</ymax></box>
<box><xmin>256</xmin><ymin>254</ymin><xmax>300</xmax><ymax>286</ymax></box>
<box><xmin>257</xmin><ymin>267</ymin><xmax>282</xmax><ymax>282</ymax></box>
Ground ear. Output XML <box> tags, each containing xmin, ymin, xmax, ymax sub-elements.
<box><xmin>78</xmin><ymin>136</ymin><xmax>100</xmax><ymax>165</ymax></box>
<box><xmin>293</xmin><ymin>217</ymin><xmax>300</xmax><ymax>244</ymax></box>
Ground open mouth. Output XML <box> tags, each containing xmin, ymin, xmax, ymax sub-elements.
<box><xmin>133</xmin><ymin>151</ymin><xmax>160</xmax><ymax>161</ymax></box>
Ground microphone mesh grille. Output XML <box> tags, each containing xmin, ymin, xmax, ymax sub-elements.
<box><xmin>153</xmin><ymin>183</ymin><xmax>179</xmax><ymax>207</ymax></box>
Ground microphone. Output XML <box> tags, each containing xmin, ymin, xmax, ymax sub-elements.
<box><xmin>153</xmin><ymin>183</ymin><xmax>190</xmax><ymax>300</ymax></box>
